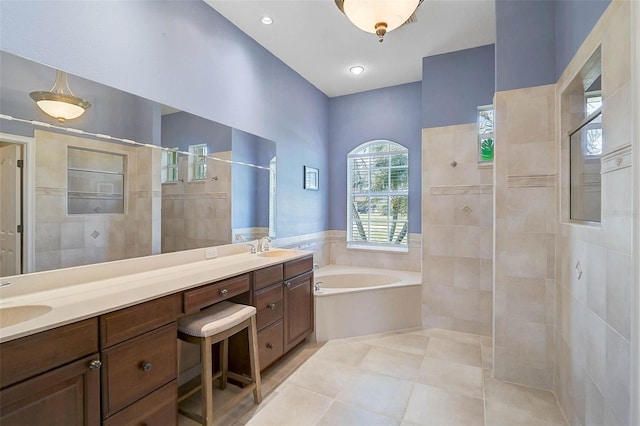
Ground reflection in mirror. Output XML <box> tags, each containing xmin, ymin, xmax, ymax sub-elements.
<box><xmin>0</xmin><ymin>50</ymin><xmax>276</xmax><ymax>275</ymax></box>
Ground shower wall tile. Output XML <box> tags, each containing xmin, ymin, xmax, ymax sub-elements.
<box><xmin>554</xmin><ymin>2</ymin><xmax>633</xmax><ymax>424</ymax></box>
<box><xmin>33</xmin><ymin>130</ymin><xmax>160</xmax><ymax>272</ymax></box>
<box><xmin>493</xmin><ymin>84</ymin><xmax>557</xmax><ymax>389</ymax></box>
<box><xmin>422</xmin><ymin>123</ymin><xmax>493</xmax><ymax>337</ymax></box>
<box><xmin>605</xmin><ymin>250</ymin><xmax>631</xmax><ymax>340</ymax></box>
<box><xmin>160</xmin><ymin>152</ymin><xmax>232</xmax><ymax>253</ymax></box>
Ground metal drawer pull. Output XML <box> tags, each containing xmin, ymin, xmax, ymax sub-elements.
<box><xmin>89</xmin><ymin>359</ymin><xmax>102</xmax><ymax>370</ymax></box>
<box><xmin>268</xmin><ymin>303</ymin><xmax>277</xmax><ymax>310</ymax></box>
<box><xmin>141</xmin><ymin>361</ymin><xmax>152</xmax><ymax>372</ymax></box>
<box><xmin>266</xmin><ymin>343</ymin><xmax>276</xmax><ymax>350</ymax></box>
<box><xmin>285</xmin><ymin>282</ymin><xmax>291</xmax><ymax>288</ymax></box>
<box><xmin>219</xmin><ymin>288</ymin><xmax>229</xmax><ymax>296</ymax></box>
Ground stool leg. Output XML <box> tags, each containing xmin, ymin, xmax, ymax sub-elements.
<box><xmin>247</xmin><ymin>316</ymin><xmax>262</xmax><ymax>404</ymax></box>
<box><xmin>220</xmin><ymin>338</ymin><xmax>228</xmax><ymax>390</ymax></box>
<box><xmin>201</xmin><ymin>336</ymin><xmax>214</xmax><ymax>426</ymax></box>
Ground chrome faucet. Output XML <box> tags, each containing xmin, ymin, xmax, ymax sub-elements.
<box><xmin>246</xmin><ymin>242</ymin><xmax>257</xmax><ymax>254</ymax></box>
<box><xmin>258</xmin><ymin>236</ymin><xmax>271</xmax><ymax>253</ymax></box>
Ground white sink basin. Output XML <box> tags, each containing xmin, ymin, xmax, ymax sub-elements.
<box><xmin>0</xmin><ymin>305</ymin><xmax>52</xmax><ymax>328</ymax></box>
<box><xmin>257</xmin><ymin>249</ymin><xmax>296</xmax><ymax>258</ymax></box>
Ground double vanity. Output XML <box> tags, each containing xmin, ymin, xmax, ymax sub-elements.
<box><xmin>0</xmin><ymin>248</ymin><xmax>314</xmax><ymax>425</ymax></box>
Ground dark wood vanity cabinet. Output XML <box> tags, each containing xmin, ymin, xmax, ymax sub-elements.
<box><xmin>99</xmin><ymin>294</ymin><xmax>181</xmax><ymax>425</ymax></box>
<box><xmin>283</xmin><ymin>270</ymin><xmax>314</xmax><ymax>352</ymax></box>
<box><xmin>0</xmin><ymin>319</ymin><xmax>101</xmax><ymax>425</ymax></box>
<box><xmin>228</xmin><ymin>254</ymin><xmax>314</xmax><ymax>373</ymax></box>
<box><xmin>0</xmin><ymin>254</ymin><xmax>313</xmax><ymax>424</ymax></box>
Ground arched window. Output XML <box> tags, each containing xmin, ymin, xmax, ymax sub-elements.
<box><xmin>347</xmin><ymin>140</ymin><xmax>409</xmax><ymax>249</ymax></box>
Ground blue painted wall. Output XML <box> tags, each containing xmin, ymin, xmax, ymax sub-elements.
<box><xmin>231</xmin><ymin>129</ymin><xmax>274</xmax><ymax>229</ymax></box>
<box><xmin>555</xmin><ymin>0</ymin><xmax>610</xmax><ymax>79</ymax></box>
<box><xmin>328</xmin><ymin>82</ymin><xmax>422</xmax><ymax>233</ymax></box>
<box><xmin>495</xmin><ymin>0</ymin><xmax>556</xmax><ymax>92</ymax></box>
<box><xmin>0</xmin><ymin>0</ymin><xmax>329</xmax><ymax>238</ymax></box>
<box><xmin>0</xmin><ymin>51</ymin><xmax>159</xmax><ymax>145</ymax></box>
<box><xmin>422</xmin><ymin>44</ymin><xmax>495</xmax><ymax>128</ymax></box>
<box><xmin>161</xmin><ymin>111</ymin><xmax>232</xmax><ymax>154</ymax></box>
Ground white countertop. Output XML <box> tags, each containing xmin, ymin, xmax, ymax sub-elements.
<box><xmin>0</xmin><ymin>249</ymin><xmax>312</xmax><ymax>343</ymax></box>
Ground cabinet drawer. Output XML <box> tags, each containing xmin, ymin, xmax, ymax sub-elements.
<box><xmin>101</xmin><ymin>323</ymin><xmax>177</xmax><ymax>418</ymax></box>
<box><xmin>257</xmin><ymin>320</ymin><xmax>283</xmax><ymax>370</ymax></box>
<box><xmin>103</xmin><ymin>380</ymin><xmax>177</xmax><ymax>426</ymax></box>
<box><xmin>253</xmin><ymin>264</ymin><xmax>283</xmax><ymax>291</ymax></box>
<box><xmin>0</xmin><ymin>318</ymin><xmax>98</xmax><ymax>389</ymax></box>
<box><xmin>255</xmin><ymin>283</ymin><xmax>283</xmax><ymax>330</ymax></box>
<box><xmin>283</xmin><ymin>255</ymin><xmax>313</xmax><ymax>280</ymax></box>
<box><xmin>100</xmin><ymin>294</ymin><xmax>181</xmax><ymax>348</ymax></box>
<box><xmin>183</xmin><ymin>274</ymin><xmax>250</xmax><ymax>314</ymax></box>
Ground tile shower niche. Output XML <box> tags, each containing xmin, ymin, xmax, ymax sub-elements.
<box><xmin>67</xmin><ymin>147</ymin><xmax>125</xmax><ymax>214</ymax></box>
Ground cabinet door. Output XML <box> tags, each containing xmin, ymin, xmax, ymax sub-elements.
<box><xmin>283</xmin><ymin>271</ymin><xmax>314</xmax><ymax>352</ymax></box>
<box><xmin>0</xmin><ymin>354</ymin><xmax>101</xmax><ymax>426</ymax></box>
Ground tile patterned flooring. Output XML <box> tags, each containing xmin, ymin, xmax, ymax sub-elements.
<box><xmin>179</xmin><ymin>328</ymin><xmax>567</xmax><ymax>426</ymax></box>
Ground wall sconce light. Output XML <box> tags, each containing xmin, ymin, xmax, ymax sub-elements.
<box><xmin>30</xmin><ymin>70</ymin><xmax>91</xmax><ymax>124</ymax></box>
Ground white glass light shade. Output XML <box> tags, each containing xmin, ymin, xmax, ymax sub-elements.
<box><xmin>29</xmin><ymin>70</ymin><xmax>91</xmax><ymax>124</ymax></box>
<box><xmin>34</xmin><ymin>98</ymin><xmax>87</xmax><ymax>121</ymax></box>
<box><xmin>342</xmin><ymin>0</ymin><xmax>419</xmax><ymax>34</ymax></box>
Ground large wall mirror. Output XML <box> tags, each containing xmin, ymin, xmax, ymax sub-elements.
<box><xmin>0</xmin><ymin>51</ymin><xmax>276</xmax><ymax>276</ymax></box>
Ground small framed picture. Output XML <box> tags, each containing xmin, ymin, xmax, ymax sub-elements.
<box><xmin>304</xmin><ymin>166</ymin><xmax>319</xmax><ymax>190</ymax></box>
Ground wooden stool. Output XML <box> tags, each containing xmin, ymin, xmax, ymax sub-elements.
<box><xmin>177</xmin><ymin>301</ymin><xmax>262</xmax><ymax>426</ymax></box>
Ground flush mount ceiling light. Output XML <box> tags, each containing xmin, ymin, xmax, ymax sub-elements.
<box><xmin>350</xmin><ymin>65</ymin><xmax>365</xmax><ymax>75</ymax></box>
<box><xmin>29</xmin><ymin>70</ymin><xmax>91</xmax><ymax>124</ymax></box>
<box><xmin>261</xmin><ymin>16</ymin><xmax>273</xmax><ymax>25</ymax></box>
<box><xmin>335</xmin><ymin>0</ymin><xmax>422</xmax><ymax>42</ymax></box>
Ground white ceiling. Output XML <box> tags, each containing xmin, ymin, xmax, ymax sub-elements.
<box><xmin>205</xmin><ymin>0</ymin><xmax>496</xmax><ymax>98</ymax></box>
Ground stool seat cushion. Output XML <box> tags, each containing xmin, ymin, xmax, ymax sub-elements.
<box><xmin>178</xmin><ymin>301</ymin><xmax>257</xmax><ymax>337</ymax></box>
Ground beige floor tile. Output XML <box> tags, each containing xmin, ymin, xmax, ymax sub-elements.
<box><xmin>366</xmin><ymin>332</ymin><xmax>430</xmax><ymax>355</ymax></box>
<box><xmin>314</xmin><ymin>341</ymin><xmax>373</xmax><ymax>367</ymax></box>
<box><xmin>336</xmin><ymin>370</ymin><xmax>414</xmax><ymax>419</ymax></box>
<box><xmin>359</xmin><ymin>346</ymin><xmax>424</xmax><ymax>380</ymax></box>
<box><xmin>317</xmin><ymin>401</ymin><xmax>400</xmax><ymax>426</ymax></box>
<box><xmin>485</xmin><ymin>400</ymin><xmax>557</xmax><ymax>426</ymax></box>
<box><xmin>415</xmin><ymin>328</ymin><xmax>484</xmax><ymax>346</ymax></box>
<box><xmin>483</xmin><ymin>371</ymin><xmax>566</xmax><ymax>424</ymax></box>
<box><xmin>403</xmin><ymin>382</ymin><xmax>485</xmax><ymax>426</ymax></box>
<box><xmin>238</xmin><ymin>390</ymin><xmax>282</xmax><ymax>423</ymax></box>
<box><xmin>287</xmin><ymin>356</ymin><xmax>358</xmax><ymax>398</ymax></box>
<box><xmin>183</xmin><ymin>328</ymin><xmax>568</xmax><ymax>426</ymax></box>
<box><xmin>425</xmin><ymin>336</ymin><xmax>483</xmax><ymax>367</ymax></box>
<box><xmin>417</xmin><ymin>356</ymin><xmax>484</xmax><ymax>399</ymax></box>
<box><xmin>245</xmin><ymin>383</ymin><xmax>332</xmax><ymax>426</ymax></box>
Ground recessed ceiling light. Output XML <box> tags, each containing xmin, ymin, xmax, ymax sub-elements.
<box><xmin>261</xmin><ymin>16</ymin><xmax>273</xmax><ymax>25</ymax></box>
<box><xmin>349</xmin><ymin>66</ymin><xmax>365</xmax><ymax>75</ymax></box>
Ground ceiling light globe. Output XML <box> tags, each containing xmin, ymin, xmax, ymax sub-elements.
<box><xmin>35</xmin><ymin>100</ymin><xmax>87</xmax><ymax>122</ymax></box>
<box><xmin>349</xmin><ymin>66</ymin><xmax>365</xmax><ymax>75</ymax></box>
<box><xmin>342</xmin><ymin>0</ymin><xmax>419</xmax><ymax>34</ymax></box>
<box><xmin>261</xmin><ymin>16</ymin><xmax>273</xmax><ymax>25</ymax></box>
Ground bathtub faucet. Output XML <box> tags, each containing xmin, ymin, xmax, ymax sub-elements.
<box><xmin>314</xmin><ymin>281</ymin><xmax>323</xmax><ymax>292</ymax></box>
<box><xmin>258</xmin><ymin>236</ymin><xmax>271</xmax><ymax>253</ymax></box>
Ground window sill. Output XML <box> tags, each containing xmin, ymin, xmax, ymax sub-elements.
<box><xmin>346</xmin><ymin>243</ymin><xmax>409</xmax><ymax>254</ymax></box>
